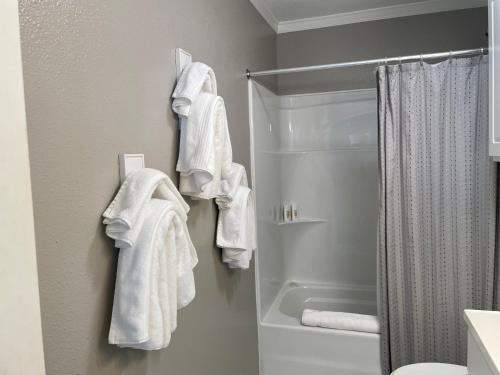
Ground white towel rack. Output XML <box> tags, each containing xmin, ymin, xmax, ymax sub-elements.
<box><xmin>119</xmin><ymin>154</ymin><xmax>145</xmax><ymax>183</ymax></box>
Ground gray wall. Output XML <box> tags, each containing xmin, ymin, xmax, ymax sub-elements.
<box><xmin>18</xmin><ymin>1</ymin><xmax>275</xmax><ymax>374</ymax></box>
<box><xmin>277</xmin><ymin>8</ymin><xmax>488</xmax><ymax>94</ymax></box>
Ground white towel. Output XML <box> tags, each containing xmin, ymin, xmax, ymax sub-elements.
<box><xmin>172</xmin><ymin>62</ymin><xmax>217</xmax><ymax>118</ymax></box>
<box><xmin>109</xmin><ymin>200</ymin><xmax>196</xmax><ymax>350</ymax></box>
<box><xmin>104</xmin><ymin>169</ymin><xmax>197</xmax><ymax>350</ymax></box>
<box><xmin>301</xmin><ymin>309</ymin><xmax>380</xmax><ymax>333</ymax></box>
<box><xmin>177</xmin><ymin>93</ymin><xmax>232</xmax><ymax>199</ymax></box>
<box><xmin>215</xmin><ymin>163</ymin><xmax>248</xmax><ymax>210</ymax></box>
<box><xmin>103</xmin><ymin>168</ymin><xmax>190</xmax><ymax>248</ymax></box>
<box><xmin>217</xmin><ymin>184</ymin><xmax>256</xmax><ymax>269</ymax></box>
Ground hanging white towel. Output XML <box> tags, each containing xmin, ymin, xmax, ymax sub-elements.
<box><xmin>172</xmin><ymin>62</ymin><xmax>217</xmax><ymax>118</ymax></box>
<box><xmin>217</xmin><ymin>184</ymin><xmax>256</xmax><ymax>269</ymax></box>
<box><xmin>103</xmin><ymin>168</ymin><xmax>190</xmax><ymax>249</ymax></box>
<box><xmin>103</xmin><ymin>169</ymin><xmax>197</xmax><ymax>350</ymax></box>
<box><xmin>301</xmin><ymin>309</ymin><xmax>380</xmax><ymax>333</ymax></box>
<box><xmin>109</xmin><ymin>200</ymin><xmax>196</xmax><ymax>350</ymax></box>
<box><xmin>215</xmin><ymin>163</ymin><xmax>248</xmax><ymax>210</ymax></box>
<box><xmin>177</xmin><ymin>93</ymin><xmax>232</xmax><ymax>199</ymax></box>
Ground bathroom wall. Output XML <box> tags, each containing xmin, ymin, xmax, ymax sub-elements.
<box><xmin>277</xmin><ymin>7</ymin><xmax>489</xmax><ymax>94</ymax></box>
<box><xmin>18</xmin><ymin>1</ymin><xmax>275</xmax><ymax>374</ymax></box>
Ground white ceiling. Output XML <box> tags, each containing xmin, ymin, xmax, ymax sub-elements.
<box><xmin>250</xmin><ymin>0</ymin><xmax>487</xmax><ymax>33</ymax></box>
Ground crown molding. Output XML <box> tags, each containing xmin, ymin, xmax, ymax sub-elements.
<box><xmin>251</xmin><ymin>0</ymin><xmax>487</xmax><ymax>34</ymax></box>
<box><xmin>249</xmin><ymin>0</ymin><xmax>279</xmax><ymax>33</ymax></box>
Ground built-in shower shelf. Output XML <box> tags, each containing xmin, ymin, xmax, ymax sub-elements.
<box><xmin>260</xmin><ymin>146</ymin><xmax>377</xmax><ymax>155</ymax></box>
<box><xmin>275</xmin><ymin>217</ymin><xmax>327</xmax><ymax>226</ymax></box>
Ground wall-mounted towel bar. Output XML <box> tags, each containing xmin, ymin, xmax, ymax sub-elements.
<box><xmin>176</xmin><ymin>48</ymin><xmax>192</xmax><ymax>79</ymax></box>
<box><xmin>119</xmin><ymin>154</ymin><xmax>145</xmax><ymax>183</ymax></box>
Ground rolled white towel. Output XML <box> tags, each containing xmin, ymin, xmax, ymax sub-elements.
<box><xmin>301</xmin><ymin>309</ymin><xmax>380</xmax><ymax>333</ymax></box>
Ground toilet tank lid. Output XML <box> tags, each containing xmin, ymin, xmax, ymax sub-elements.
<box><xmin>392</xmin><ymin>363</ymin><xmax>467</xmax><ymax>375</ymax></box>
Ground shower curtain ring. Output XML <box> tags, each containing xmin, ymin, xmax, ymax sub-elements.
<box><xmin>420</xmin><ymin>54</ymin><xmax>424</xmax><ymax>65</ymax></box>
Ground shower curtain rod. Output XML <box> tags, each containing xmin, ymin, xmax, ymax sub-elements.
<box><xmin>246</xmin><ymin>48</ymin><xmax>487</xmax><ymax>79</ymax></box>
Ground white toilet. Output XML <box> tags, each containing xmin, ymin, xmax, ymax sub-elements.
<box><xmin>392</xmin><ymin>363</ymin><xmax>468</xmax><ymax>375</ymax></box>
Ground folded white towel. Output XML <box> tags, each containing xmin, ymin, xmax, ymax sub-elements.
<box><xmin>172</xmin><ymin>62</ymin><xmax>217</xmax><ymax>117</ymax></box>
<box><xmin>215</xmin><ymin>163</ymin><xmax>248</xmax><ymax>210</ymax></box>
<box><xmin>177</xmin><ymin>93</ymin><xmax>232</xmax><ymax>199</ymax></box>
<box><xmin>104</xmin><ymin>169</ymin><xmax>197</xmax><ymax>350</ymax></box>
<box><xmin>217</xmin><ymin>184</ymin><xmax>256</xmax><ymax>269</ymax></box>
<box><xmin>301</xmin><ymin>309</ymin><xmax>380</xmax><ymax>333</ymax></box>
<box><xmin>103</xmin><ymin>168</ymin><xmax>190</xmax><ymax>248</ymax></box>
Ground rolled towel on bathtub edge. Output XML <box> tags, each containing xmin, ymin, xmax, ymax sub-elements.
<box><xmin>301</xmin><ymin>309</ymin><xmax>380</xmax><ymax>334</ymax></box>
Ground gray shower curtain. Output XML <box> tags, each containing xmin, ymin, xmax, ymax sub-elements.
<box><xmin>377</xmin><ymin>55</ymin><xmax>497</xmax><ymax>374</ymax></box>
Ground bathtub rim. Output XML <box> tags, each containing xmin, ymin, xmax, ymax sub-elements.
<box><xmin>261</xmin><ymin>280</ymin><xmax>379</xmax><ymax>335</ymax></box>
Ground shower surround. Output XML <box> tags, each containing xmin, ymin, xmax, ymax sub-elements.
<box><xmin>249</xmin><ymin>82</ymin><xmax>381</xmax><ymax>375</ymax></box>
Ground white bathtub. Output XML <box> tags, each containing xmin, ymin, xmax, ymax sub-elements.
<box><xmin>260</xmin><ymin>282</ymin><xmax>382</xmax><ymax>375</ymax></box>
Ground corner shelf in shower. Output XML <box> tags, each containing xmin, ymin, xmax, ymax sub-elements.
<box><xmin>267</xmin><ymin>217</ymin><xmax>328</xmax><ymax>226</ymax></box>
<box><xmin>260</xmin><ymin>146</ymin><xmax>377</xmax><ymax>155</ymax></box>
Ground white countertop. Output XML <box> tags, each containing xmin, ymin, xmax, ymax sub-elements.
<box><xmin>465</xmin><ymin>310</ymin><xmax>500</xmax><ymax>375</ymax></box>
